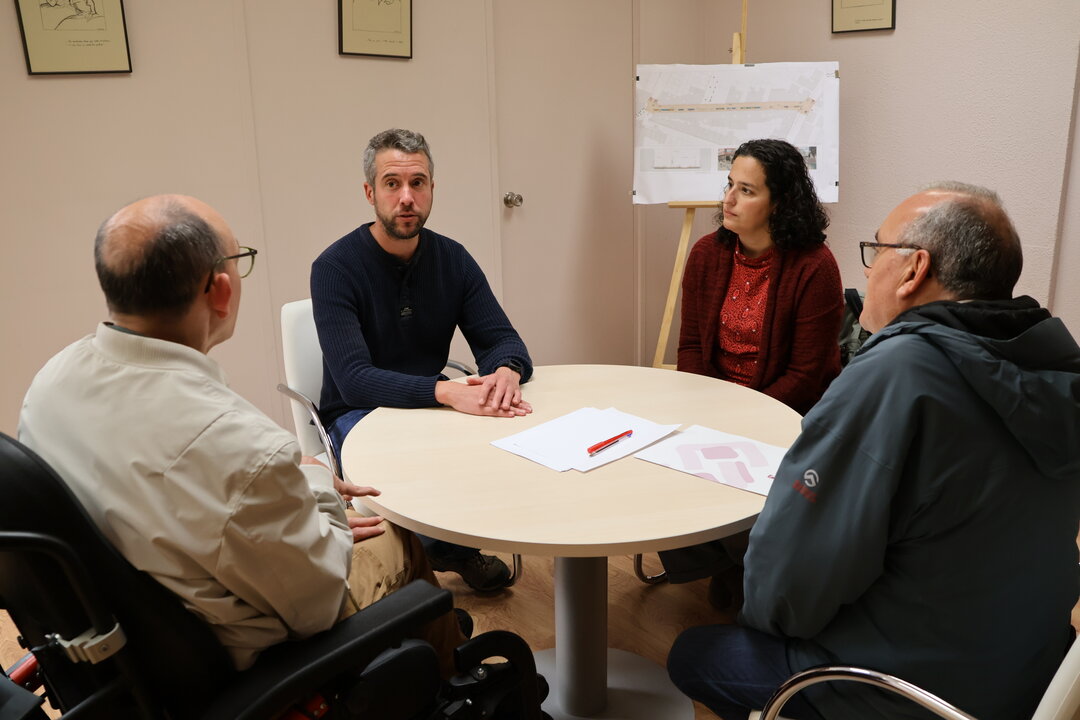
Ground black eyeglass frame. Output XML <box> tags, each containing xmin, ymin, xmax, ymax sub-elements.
<box><xmin>204</xmin><ymin>247</ymin><xmax>258</xmax><ymax>293</ymax></box>
<box><xmin>859</xmin><ymin>241</ymin><xmax>921</xmax><ymax>269</ymax></box>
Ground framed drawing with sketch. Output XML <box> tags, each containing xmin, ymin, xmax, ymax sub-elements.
<box><xmin>14</xmin><ymin>0</ymin><xmax>131</xmax><ymax>75</ymax></box>
<box><xmin>339</xmin><ymin>0</ymin><xmax>413</xmax><ymax>59</ymax></box>
<box><xmin>832</xmin><ymin>0</ymin><xmax>895</xmax><ymax>33</ymax></box>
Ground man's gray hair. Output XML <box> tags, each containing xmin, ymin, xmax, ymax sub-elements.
<box><xmin>363</xmin><ymin>128</ymin><xmax>434</xmax><ymax>185</ymax></box>
<box><xmin>899</xmin><ymin>181</ymin><xmax>1022</xmax><ymax>300</ymax></box>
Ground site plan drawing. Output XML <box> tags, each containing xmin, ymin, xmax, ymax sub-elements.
<box><xmin>634</xmin><ymin>62</ymin><xmax>840</xmax><ymax>204</ymax></box>
<box><xmin>635</xmin><ymin>425</ymin><xmax>788</xmax><ymax>497</ymax></box>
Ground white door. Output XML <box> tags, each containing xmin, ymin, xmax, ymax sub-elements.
<box><xmin>491</xmin><ymin>1</ymin><xmax>636</xmax><ymax>366</ymax></box>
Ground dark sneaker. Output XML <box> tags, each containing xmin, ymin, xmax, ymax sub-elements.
<box><xmin>432</xmin><ymin>552</ymin><xmax>512</xmax><ymax>592</ymax></box>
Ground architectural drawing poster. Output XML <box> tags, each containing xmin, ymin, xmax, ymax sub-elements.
<box><xmin>633</xmin><ymin>62</ymin><xmax>839</xmax><ymax>204</ymax></box>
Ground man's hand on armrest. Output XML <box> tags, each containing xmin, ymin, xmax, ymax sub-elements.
<box><xmin>435</xmin><ymin>370</ymin><xmax>532</xmax><ymax>417</ymax></box>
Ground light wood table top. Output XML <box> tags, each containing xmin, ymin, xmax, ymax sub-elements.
<box><xmin>342</xmin><ymin>364</ymin><xmax>802</xmax><ymax>557</ymax></box>
<box><xmin>341</xmin><ymin>364</ymin><xmax>804</xmax><ymax>719</ymax></box>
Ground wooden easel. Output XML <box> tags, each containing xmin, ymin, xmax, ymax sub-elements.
<box><xmin>651</xmin><ymin>0</ymin><xmax>748</xmax><ymax>369</ymax></box>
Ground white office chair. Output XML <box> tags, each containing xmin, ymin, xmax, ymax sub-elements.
<box><xmin>277</xmin><ymin>298</ymin><xmax>521</xmax><ymax>584</ymax></box>
<box><xmin>749</xmin><ymin>634</ymin><xmax>1080</xmax><ymax>720</ymax></box>
<box><xmin>279</xmin><ymin>298</ymin><xmax>343</xmax><ymax>477</ymax></box>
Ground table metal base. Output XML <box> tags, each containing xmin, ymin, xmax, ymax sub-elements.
<box><xmin>536</xmin><ymin>557</ymin><xmax>693</xmax><ymax>719</ymax></box>
<box><xmin>534</xmin><ymin>648</ymin><xmax>694</xmax><ymax>720</ymax></box>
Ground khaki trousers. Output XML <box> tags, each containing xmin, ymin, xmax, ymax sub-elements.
<box><xmin>339</xmin><ymin>519</ymin><xmax>466</xmax><ymax>678</ymax></box>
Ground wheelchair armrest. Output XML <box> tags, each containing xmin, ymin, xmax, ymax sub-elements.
<box><xmin>200</xmin><ymin>580</ymin><xmax>453</xmax><ymax>720</ymax></box>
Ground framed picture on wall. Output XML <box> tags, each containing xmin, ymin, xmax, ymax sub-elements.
<box><xmin>339</xmin><ymin>0</ymin><xmax>412</xmax><ymax>59</ymax></box>
<box><xmin>14</xmin><ymin>0</ymin><xmax>132</xmax><ymax>74</ymax></box>
<box><xmin>832</xmin><ymin>0</ymin><xmax>895</xmax><ymax>33</ymax></box>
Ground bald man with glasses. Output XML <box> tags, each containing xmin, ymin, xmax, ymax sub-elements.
<box><xmin>668</xmin><ymin>182</ymin><xmax>1080</xmax><ymax>720</ymax></box>
<box><xmin>19</xmin><ymin>194</ymin><xmax>465</xmax><ymax>675</ymax></box>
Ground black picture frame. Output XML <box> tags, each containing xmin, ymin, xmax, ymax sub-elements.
<box><xmin>832</xmin><ymin>0</ymin><xmax>896</xmax><ymax>34</ymax></box>
<box><xmin>339</xmin><ymin>0</ymin><xmax>412</xmax><ymax>59</ymax></box>
<box><xmin>14</xmin><ymin>0</ymin><xmax>132</xmax><ymax>75</ymax></box>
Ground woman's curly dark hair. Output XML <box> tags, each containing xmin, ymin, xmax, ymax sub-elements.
<box><xmin>715</xmin><ymin>139</ymin><xmax>829</xmax><ymax>251</ymax></box>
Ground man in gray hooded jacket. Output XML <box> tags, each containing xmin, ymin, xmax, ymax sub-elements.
<box><xmin>668</xmin><ymin>182</ymin><xmax>1080</xmax><ymax>720</ymax></box>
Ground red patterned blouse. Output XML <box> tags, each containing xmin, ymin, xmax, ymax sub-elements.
<box><xmin>716</xmin><ymin>244</ymin><xmax>774</xmax><ymax>385</ymax></box>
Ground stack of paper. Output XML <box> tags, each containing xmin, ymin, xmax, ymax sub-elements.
<box><xmin>491</xmin><ymin>407</ymin><xmax>679</xmax><ymax>472</ymax></box>
<box><xmin>634</xmin><ymin>425</ymin><xmax>788</xmax><ymax>496</ymax></box>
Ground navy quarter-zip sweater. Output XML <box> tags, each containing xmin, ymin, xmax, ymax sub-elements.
<box><xmin>312</xmin><ymin>223</ymin><xmax>532</xmax><ymax>426</ymax></box>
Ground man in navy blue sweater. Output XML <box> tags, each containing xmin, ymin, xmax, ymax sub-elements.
<box><xmin>312</xmin><ymin>128</ymin><xmax>533</xmax><ymax>592</ymax></box>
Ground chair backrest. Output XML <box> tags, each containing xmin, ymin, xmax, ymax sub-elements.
<box><xmin>0</xmin><ymin>432</ymin><xmax>233</xmax><ymax>717</ymax></box>
<box><xmin>280</xmin><ymin>298</ymin><xmax>326</xmax><ymax>456</ymax></box>
<box><xmin>1032</xmin><ymin>636</ymin><xmax>1080</xmax><ymax>720</ymax></box>
<box><xmin>838</xmin><ymin>288</ymin><xmax>871</xmax><ymax>367</ymax></box>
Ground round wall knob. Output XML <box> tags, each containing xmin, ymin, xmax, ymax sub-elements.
<box><xmin>503</xmin><ymin>192</ymin><xmax>524</xmax><ymax>208</ymax></box>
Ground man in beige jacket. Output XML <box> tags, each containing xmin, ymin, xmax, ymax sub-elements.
<box><xmin>18</xmin><ymin>194</ymin><xmax>463</xmax><ymax>673</ymax></box>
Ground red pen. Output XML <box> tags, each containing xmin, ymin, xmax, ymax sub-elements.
<box><xmin>587</xmin><ymin>429</ymin><xmax>633</xmax><ymax>456</ymax></box>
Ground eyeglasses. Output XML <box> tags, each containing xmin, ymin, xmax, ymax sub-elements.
<box><xmin>204</xmin><ymin>246</ymin><xmax>257</xmax><ymax>293</ymax></box>
<box><xmin>859</xmin><ymin>241</ymin><xmax>921</xmax><ymax>269</ymax></box>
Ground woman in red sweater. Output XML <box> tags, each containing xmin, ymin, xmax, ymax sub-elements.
<box><xmin>663</xmin><ymin>140</ymin><xmax>843</xmax><ymax>607</ymax></box>
<box><xmin>678</xmin><ymin>139</ymin><xmax>842</xmax><ymax>416</ymax></box>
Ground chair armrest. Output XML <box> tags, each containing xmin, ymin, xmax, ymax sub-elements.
<box><xmin>445</xmin><ymin>360</ymin><xmax>476</xmax><ymax>377</ymax></box>
<box><xmin>199</xmin><ymin>580</ymin><xmax>453</xmax><ymax>720</ymax></box>
<box><xmin>276</xmin><ymin>384</ymin><xmax>341</xmax><ymax>477</ymax></box>
<box><xmin>759</xmin><ymin>666</ymin><xmax>978</xmax><ymax>720</ymax></box>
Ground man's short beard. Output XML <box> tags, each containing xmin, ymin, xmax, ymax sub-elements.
<box><xmin>376</xmin><ymin>211</ymin><xmax>426</xmax><ymax>241</ymax></box>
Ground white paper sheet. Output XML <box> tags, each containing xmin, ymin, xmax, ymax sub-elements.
<box><xmin>634</xmin><ymin>425</ymin><xmax>788</xmax><ymax>496</ymax></box>
<box><xmin>491</xmin><ymin>407</ymin><xmax>680</xmax><ymax>472</ymax></box>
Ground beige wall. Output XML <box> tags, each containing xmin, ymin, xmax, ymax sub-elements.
<box><xmin>638</xmin><ymin>0</ymin><xmax>1080</xmax><ymax>362</ymax></box>
<box><xmin>1</xmin><ymin>0</ymin><xmax>499</xmax><ymax>435</ymax></box>
<box><xmin>745</xmin><ymin>0</ymin><xmax>1079</xmax><ymax>306</ymax></box>
<box><xmin>1054</xmin><ymin>52</ymin><xmax>1080</xmax><ymax>329</ymax></box>
<box><xmin>1</xmin><ymin>2</ymin><xmax>275</xmax><ymax>435</ymax></box>
<box><xmin>2</xmin><ymin>1</ymin><xmax>1078</xmax><ymax>436</ymax></box>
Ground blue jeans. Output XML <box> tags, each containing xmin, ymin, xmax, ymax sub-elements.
<box><xmin>667</xmin><ymin>624</ymin><xmax>825</xmax><ymax>720</ymax></box>
<box><xmin>326</xmin><ymin>407</ymin><xmax>373</xmax><ymax>462</ymax></box>
<box><xmin>328</xmin><ymin>408</ymin><xmax>478</xmax><ymax>565</ymax></box>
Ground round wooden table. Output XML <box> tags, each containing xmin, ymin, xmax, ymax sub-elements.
<box><xmin>341</xmin><ymin>364</ymin><xmax>802</xmax><ymax>719</ymax></box>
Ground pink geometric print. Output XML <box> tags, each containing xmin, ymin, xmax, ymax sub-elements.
<box><xmin>677</xmin><ymin>442</ymin><xmax>768</xmax><ymax>488</ymax></box>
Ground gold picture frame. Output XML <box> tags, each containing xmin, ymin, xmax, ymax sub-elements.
<box><xmin>14</xmin><ymin>0</ymin><xmax>131</xmax><ymax>75</ymax></box>
<box><xmin>339</xmin><ymin>0</ymin><xmax>412</xmax><ymax>59</ymax></box>
<box><xmin>832</xmin><ymin>0</ymin><xmax>895</xmax><ymax>33</ymax></box>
